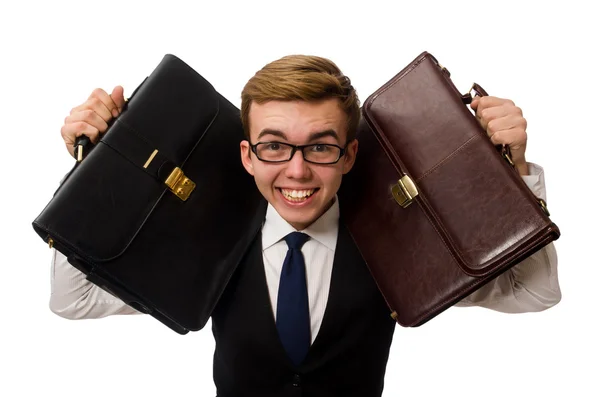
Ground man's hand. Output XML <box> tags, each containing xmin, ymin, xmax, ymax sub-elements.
<box><xmin>60</xmin><ymin>86</ymin><xmax>125</xmax><ymax>157</ymax></box>
<box><xmin>470</xmin><ymin>96</ymin><xmax>529</xmax><ymax>176</ymax></box>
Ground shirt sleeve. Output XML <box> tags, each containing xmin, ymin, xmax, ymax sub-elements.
<box><xmin>455</xmin><ymin>162</ymin><xmax>562</xmax><ymax>312</ymax></box>
<box><xmin>49</xmin><ymin>249</ymin><xmax>139</xmax><ymax>319</ymax></box>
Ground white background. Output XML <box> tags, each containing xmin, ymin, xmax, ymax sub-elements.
<box><xmin>1</xmin><ymin>0</ymin><xmax>598</xmax><ymax>396</ymax></box>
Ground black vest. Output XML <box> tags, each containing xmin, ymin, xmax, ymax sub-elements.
<box><xmin>211</xmin><ymin>218</ymin><xmax>396</xmax><ymax>397</ymax></box>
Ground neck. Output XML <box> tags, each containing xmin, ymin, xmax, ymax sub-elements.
<box><xmin>288</xmin><ymin>197</ymin><xmax>336</xmax><ymax>231</ymax></box>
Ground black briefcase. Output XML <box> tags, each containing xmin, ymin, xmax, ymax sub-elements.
<box><xmin>33</xmin><ymin>54</ymin><xmax>265</xmax><ymax>334</ymax></box>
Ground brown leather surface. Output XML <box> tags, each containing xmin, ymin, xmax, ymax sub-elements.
<box><xmin>338</xmin><ymin>52</ymin><xmax>560</xmax><ymax>327</ymax></box>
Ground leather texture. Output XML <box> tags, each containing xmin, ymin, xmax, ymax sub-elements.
<box><xmin>339</xmin><ymin>51</ymin><xmax>560</xmax><ymax>327</ymax></box>
<box><xmin>33</xmin><ymin>54</ymin><xmax>264</xmax><ymax>334</ymax></box>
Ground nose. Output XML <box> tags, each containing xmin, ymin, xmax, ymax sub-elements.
<box><xmin>284</xmin><ymin>149</ymin><xmax>311</xmax><ymax>179</ymax></box>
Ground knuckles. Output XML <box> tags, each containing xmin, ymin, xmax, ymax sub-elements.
<box><xmin>62</xmin><ymin>89</ymin><xmax>108</xmax><ymax>150</ymax></box>
<box><xmin>91</xmin><ymin>88</ymin><xmax>106</xmax><ymax>99</ymax></box>
<box><xmin>513</xmin><ymin>105</ymin><xmax>523</xmax><ymax>116</ymax></box>
<box><xmin>81</xmin><ymin>109</ymin><xmax>95</xmax><ymax>122</ymax></box>
<box><xmin>480</xmin><ymin>108</ymin><xmax>492</xmax><ymax>124</ymax></box>
<box><xmin>487</xmin><ymin>119</ymin><xmax>501</xmax><ymax>134</ymax></box>
<box><xmin>88</xmin><ymin>97</ymin><xmax>101</xmax><ymax>108</ymax></box>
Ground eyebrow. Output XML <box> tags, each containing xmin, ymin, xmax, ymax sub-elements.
<box><xmin>257</xmin><ymin>129</ymin><xmax>339</xmax><ymax>142</ymax></box>
<box><xmin>257</xmin><ymin>129</ymin><xmax>287</xmax><ymax>140</ymax></box>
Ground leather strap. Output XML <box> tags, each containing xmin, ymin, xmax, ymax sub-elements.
<box><xmin>461</xmin><ymin>82</ymin><xmax>489</xmax><ymax>104</ymax></box>
<box><xmin>102</xmin><ymin>119</ymin><xmax>178</xmax><ymax>184</ymax></box>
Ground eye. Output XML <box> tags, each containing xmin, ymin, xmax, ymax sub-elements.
<box><xmin>267</xmin><ymin>142</ymin><xmax>282</xmax><ymax>151</ymax></box>
<box><xmin>311</xmin><ymin>144</ymin><xmax>331</xmax><ymax>152</ymax></box>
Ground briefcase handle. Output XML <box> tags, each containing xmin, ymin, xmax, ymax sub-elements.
<box><xmin>461</xmin><ymin>82</ymin><xmax>550</xmax><ymax>216</ymax></box>
<box><xmin>460</xmin><ymin>82</ymin><xmax>515</xmax><ymax>168</ymax></box>
<box><xmin>72</xmin><ymin>82</ymin><xmax>141</xmax><ymax>162</ymax></box>
<box><xmin>73</xmin><ymin>135</ymin><xmax>93</xmax><ymax>162</ymax></box>
<box><xmin>72</xmin><ymin>102</ymin><xmax>123</xmax><ymax>162</ymax></box>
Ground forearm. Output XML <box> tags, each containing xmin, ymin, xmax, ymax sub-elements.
<box><xmin>49</xmin><ymin>249</ymin><xmax>139</xmax><ymax>319</ymax></box>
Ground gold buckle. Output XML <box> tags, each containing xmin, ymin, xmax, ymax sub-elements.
<box><xmin>391</xmin><ymin>311</ymin><xmax>398</xmax><ymax>320</ymax></box>
<box><xmin>391</xmin><ymin>175</ymin><xmax>418</xmax><ymax>208</ymax></box>
<box><xmin>539</xmin><ymin>199</ymin><xmax>550</xmax><ymax>217</ymax></box>
<box><xmin>143</xmin><ymin>149</ymin><xmax>159</xmax><ymax>169</ymax></box>
<box><xmin>503</xmin><ymin>151</ymin><xmax>515</xmax><ymax>167</ymax></box>
<box><xmin>164</xmin><ymin>167</ymin><xmax>195</xmax><ymax>201</ymax></box>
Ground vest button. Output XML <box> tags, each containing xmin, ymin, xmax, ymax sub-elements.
<box><xmin>292</xmin><ymin>374</ymin><xmax>301</xmax><ymax>387</ymax></box>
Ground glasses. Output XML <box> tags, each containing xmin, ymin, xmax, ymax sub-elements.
<box><xmin>250</xmin><ymin>141</ymin><xmax>346</xmax><ymax>164</ymax></box>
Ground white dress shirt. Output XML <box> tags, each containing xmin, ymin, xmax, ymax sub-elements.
<box><xmin>262</xmin><ymin>196</ymin><xmax>339</xmax><ymax>343</ymax></box>
<box><xmin>49</xmin><ymin>163</ymin><xmax>561</xmax><ymax>321</ymax></box>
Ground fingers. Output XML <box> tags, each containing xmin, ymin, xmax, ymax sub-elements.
<box><xmin>472</xmin><ymin>96</ymin><xmax>516</xmax><ymax>122</ymax></box>
<box><xmin>487</xmin><ymin>115</ymin><xmax>527</xmax><ymax>146</ymax></box>
<box><xmin>470</xmin><ymin>96</ymin><xmax>480</xmax><ymax>111</ymax></box>
<box><xmin>486</xmin><ymin>114</ymin><xmax>528</xmax><ymax>170</ymax></box>
<box><xmin>471</xmin><ymin>95</ymin><xmax>529</xmax><ymax>173</ymax></box>
<box><xmin>470</xmin><ymin>96</ymin><xmax>525</xmax><ymax>138</ymax></box>
<box><xmin>480</xmin><ymin>106</ymin><xmax>525</xmax><ymax>133</ymax></box>
<box><xmin>64</xmin><ymin>109</ymin><xmax>109</xmax><ymax>135</ymax></box>
<box><xmin>89</xmin><ymin>87</ymin><xmax>120</xmax><ymax>118</ymax></box>
<box><xmin>61</xmin><ymin>86</ymin><xmax>124</xmax><ymax>157</ymax></box>
<box><xmin>70</xmin><ymin>96</ymin><xmax>112</xmax><ymax>122</ymax></box>
<box><xmin>473</xmin><ymin>96</ymin><xmax>520</xmax><ymax>123</ymax></box>
<box><xmin>471</xmin><ymin>95</ymin><xmax>515</xmax><ymax>112</ymax></box>
<box><xmin>61</xmin><ymin>121</ymin><xmax>102</xmax><ymax>157</ymax></box>
<box><xmin>110</xmin><ymin>85</ymin><xmax>126</xmax><ymax>112</ymax></box>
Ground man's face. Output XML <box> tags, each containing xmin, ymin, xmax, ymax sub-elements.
<box><xmin>240</xmin><ymin>98</ymin><xmax>358</xmax><ymax>230</ymax></box>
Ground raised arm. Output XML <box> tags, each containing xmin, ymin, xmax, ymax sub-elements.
<box><xmin>50</xmin><ymin>86</ymin><xmax>138</xmax><ymax>319</ymax></box>
<box><xmin>455</xmin><ymin>96</ymin><xmax>562</xmax><ymax>313</ymax></box>
<box><xmin>50</xmin><ymin>249</ymin><xmax>139</xmax><ymax>318</ymax></box>
<box><xmin>455</xmin><ymin>164</ymin><xmax>561</xmax><ymax>312</ymax></box>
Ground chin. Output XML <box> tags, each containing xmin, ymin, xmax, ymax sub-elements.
<box><xmin>278</xmin><ymin>209</ymin><xmax>318</xmax><ymax>230</ymax></box>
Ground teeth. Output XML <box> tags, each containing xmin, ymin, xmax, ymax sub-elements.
<box><xmin>281</xmin><ymin>189</ymin><xmax>315</xmax><ymax>201</ymax></box>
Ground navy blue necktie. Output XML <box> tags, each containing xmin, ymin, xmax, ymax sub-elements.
<box><xmin>276</xmin><ymin>232</ymin><xmax>311</xmax><ymax>366</ymax></box>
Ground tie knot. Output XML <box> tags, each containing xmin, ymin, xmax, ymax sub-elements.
<box><xmin>284</xmin><ymin>232</ymin><xmax>310</xmax><ymax>250</ymax></box>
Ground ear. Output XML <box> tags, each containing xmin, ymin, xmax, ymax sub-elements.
<box><xmin>342</xmin><ymin>139</ymin><xmax>358</xmax><ymax>174</ymax></box>
<box><xmin>240</xmin><ymin>140</ymin><xmax>255</xmax><ymax>176</ymax></box>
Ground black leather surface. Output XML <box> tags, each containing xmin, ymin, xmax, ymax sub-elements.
<box><xmin>33</xmin><ymin>55</ymin><xmax>264</xmax><ymax>334</ymax></box>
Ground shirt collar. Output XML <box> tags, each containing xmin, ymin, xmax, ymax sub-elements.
<box><xmin>262</xmin><ymin>196</ymin><xmax>339</xmax><ymax>251</ymax></box>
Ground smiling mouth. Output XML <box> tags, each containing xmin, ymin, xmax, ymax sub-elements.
<box><xmin>279</xmin><ymin>188</ymin><xmax>318</xmax><ymax>202</ymax></box>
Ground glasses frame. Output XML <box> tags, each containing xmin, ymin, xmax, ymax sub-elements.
<box><xmin>249</xmin><ymin>141</ymin><xmax>347</xmax><ymax>165</ymax></box>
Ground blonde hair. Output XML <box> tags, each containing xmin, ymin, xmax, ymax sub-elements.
<box><xmin>241</xmin><ymin>55</ymin><xmax>360</xmax><ymax>142</ymax></box>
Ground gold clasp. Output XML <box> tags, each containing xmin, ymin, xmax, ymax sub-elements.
<box><xmin>48</xmin><ymin>238</ymin><xmax>54</xmax><ymax>248</ymax></box>
<box><xmin>391</xmin><ymin>175</ymin><xmax>419</xmax><ymax>208</ymax></box>
<box><xmin>539</xmin><ymin>198</ymin><xmax>550</xmax><ymax>217</ymax></box>
<box><xmin>390</xmin><ymin>311</ymin><xmax>398</xmax><ymax>320</ymax></box>
<box><xmin>165</xmin><ymin>167</ymin><xmax>195</xmax><ymax>201</ymax></box>
<box><xmin>143</xmin><ymin>149</ymin><xmax>159</xmax><ymax>169</ymax></box>
<box><xmin>436</xmin><ymin>60</ymin><xmax>450</xmax><ymax>77</ymax></box>
<box><xmin>502</xmin><ymin>148</ymin><xmax>515</xmax><ymax>167</ymax></box>
<box><xmin>503</xmin><ymin>152</ymin><xmax>515</xmax><ymax>167</ymax></box>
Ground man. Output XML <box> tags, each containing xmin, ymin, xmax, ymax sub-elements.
<box><xmin>52</xmin><ymin>55</ymin><xmax>561</xmax><ymax>396</ymax></box>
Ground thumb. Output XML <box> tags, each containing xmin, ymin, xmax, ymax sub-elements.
<box><xmin>111</xmin><ymin>85</ymin><xmax>126</xmax><ymax>113</ymax></box>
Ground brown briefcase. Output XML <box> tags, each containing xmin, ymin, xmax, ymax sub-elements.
<box><xmin>339</xmin><ymin>51</ymin><xmax>560</xmax><ymax>327</ymax></box>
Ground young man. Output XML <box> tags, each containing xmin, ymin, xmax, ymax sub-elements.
<box><xmin>53</xmin><ymin>55</ymin><xmax>561</xmax><ymax>396</ymax></box>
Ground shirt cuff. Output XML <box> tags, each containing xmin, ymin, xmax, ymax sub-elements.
<box><xmin>520</xmin><ymin>162</ymin><xmax>547</xmax><ymax>202</ymax></box>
